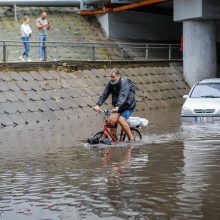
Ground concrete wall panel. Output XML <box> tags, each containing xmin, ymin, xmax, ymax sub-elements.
<box><xmin>98</xmin><ymin>11</ymin><xmax>181</xmax><ymax>42</ymax></box>
<box><xmin>96</xmin><ymin>14</ymin><xmax>110</xmax><ymax>37</ymax></box>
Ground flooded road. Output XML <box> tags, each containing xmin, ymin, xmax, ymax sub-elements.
<box><xmin>0</xmin><ymin>108</ymin><xmax>220</xmax><ymax>220</ymax></box>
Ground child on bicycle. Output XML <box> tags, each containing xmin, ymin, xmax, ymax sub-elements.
<box><xmin>94</xmin><ymin>69</ymin><xmax>136</xmax><ymax>141</ymax></box>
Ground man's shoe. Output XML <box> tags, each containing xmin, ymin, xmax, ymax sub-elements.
<box><xmin>129</xmin><ymin>139</ymin><xmax>135</xmax><ymax>143</ymax></box>
<box><xmin>19</xmin><ymin>56</ymin><xmax>25</xmax><ymax>61</ymax></box>
<box><xmin>27</xmin><ymin>58</ymin><xmax>33</xmax><ymax>62</ymax></box>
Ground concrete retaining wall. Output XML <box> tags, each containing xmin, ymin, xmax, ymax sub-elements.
<box><xmin>0</xmin><ymin>65</ymin><xmax>189</xmax><ymax>127</ymax></box>
<box><xmin>97</xmin><ymin>11</ymin><xmax>182</xmax><ymax>42</ymax></box>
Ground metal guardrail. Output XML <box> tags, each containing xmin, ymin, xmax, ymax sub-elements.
<box><xmin>0</xmin><ymin>41</ymin><xmax>182</xmax><ymax>62</ymax></box>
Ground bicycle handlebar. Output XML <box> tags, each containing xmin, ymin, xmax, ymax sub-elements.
<box><xmin>96</xmin><ymin>109</ymin><xmax>111</xmax><ymax>116</ymax></box>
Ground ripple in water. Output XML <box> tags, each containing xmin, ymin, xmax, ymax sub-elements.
<box><xmin>0</xmin><ymin>109</ymin><xmax>220</xmax><ymax>219</ymax></box>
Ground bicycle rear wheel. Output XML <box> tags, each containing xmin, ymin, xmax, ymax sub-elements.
<box><xmin>123</xmin><ymin>127</ymin><xmax>142</xmax><ymax>142</ymax></box>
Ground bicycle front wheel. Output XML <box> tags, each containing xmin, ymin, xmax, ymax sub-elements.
<box><xmin>87</xmin><ymin>130</ymin><xmax>104</xmax><ymax>144</ymax></box>
<box><xmin>93</xmin><ymin>131</ymin><xmax>104</xmax><ymax>139</ymax></box>
<box><xmin>123</xmin><ymin>127</ymin><xmax>142</xmax><ymax>142</ymax></box>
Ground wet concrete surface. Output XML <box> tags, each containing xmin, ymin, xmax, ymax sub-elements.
<box><xmin>0</xmin><ymin>108</ymin><xmax>220</xmax><ymax>220</ymax></box>
<box><xmin>0</xmin><ymin>66</ymin><xmax>188</xmax><ymax>127</ymax></box>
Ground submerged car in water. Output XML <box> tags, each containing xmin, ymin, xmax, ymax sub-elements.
<box><xmin>181</xmin><ymin>78</ymin><xmax>220</xmax><ymax>118</ymax></box>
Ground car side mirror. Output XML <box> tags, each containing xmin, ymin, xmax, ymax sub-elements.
<box><xmin>183</xmin><ymin>95</ymin><xmax>188</xmax><ymax>99</ymax></box>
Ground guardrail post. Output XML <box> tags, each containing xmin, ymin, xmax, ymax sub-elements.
<box><xmin>120</xmin><ymin>47</ymin><xmax>124</xmax><ymax>60</ymax></box>
<box><xmin>3</xmin><ymin>41</ymin><xmax>6</xmax><ymax>62</ymax></box>
<box><xmin>169</xmin><ymin>44</ymin><xmax>171</xmax><ymax>60</ymax></box>
<box><xmin>14</xmin><ymin>4</ymin><xmax>17</xmax><ymax>22</ymax></box>
<box><xmin>146</xmin><ymin>44</ymin><xmax>149</xmax><ymax>60</ymax></box>
<box><xmin>91</xmin><ymin>46</ymin><xmax>95</xmax><ymax>61</ymax></box>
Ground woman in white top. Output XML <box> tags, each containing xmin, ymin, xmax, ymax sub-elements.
<box><xmin>20</xmin><ymin>16</ymin><xmax>32</xmax><ymax>62</ymax></box>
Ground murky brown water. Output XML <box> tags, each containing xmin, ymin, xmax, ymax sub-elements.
<box><xmin>0</xmin><ymin>108</ymin><xmax>220</xmax><ymax>220</ymax></box>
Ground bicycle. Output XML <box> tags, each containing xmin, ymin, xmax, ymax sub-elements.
<box><xmin>87</xmin><ymin>109</ymin><xmax>142</xmax><ymax>145</ymax></box>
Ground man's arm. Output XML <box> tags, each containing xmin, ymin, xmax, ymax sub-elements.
<box><xmin>96</xmin><ymin>82</ymin><xmax>111</xmax><ymax>106</ymax></box>
<box><xmin>46</xmin><ymin>21</ymin><xmax>51</xmax><ymax>30</ymax></box>
<box><xmin>115</xmin><ymin>78</ymin><xmax>131</xmax><ymax>109</ymax></box>
<box><xmin>36</xmin><ymin>19</ymin><xmax>47</xmax><ymax>30</ymax></box>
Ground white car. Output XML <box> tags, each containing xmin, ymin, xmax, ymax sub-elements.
<box><xmin>181</xmin><ymin>78</ymin><xmax>220</xmax><ymax>118</ymax></box>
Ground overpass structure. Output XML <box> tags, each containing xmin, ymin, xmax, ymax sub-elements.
<box><xmin>174</xmin><ymin>0</ymin><xmax>219</xmax><ymax>86</ymax></box>
<box><xmin>0</xmin><ymin>0</ymin><xmax>219</xmax><ymax>86</ymax></box>
<box><xmin>80</xmin><ymin>0</ymin><xmax>220</xmax><ymax>86</ymax></box>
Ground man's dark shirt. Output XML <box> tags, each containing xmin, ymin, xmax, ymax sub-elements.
<box><xmin>96</xmin><ymin>77</ymin><xmax>136</xmax><ymax>113</ymax></box>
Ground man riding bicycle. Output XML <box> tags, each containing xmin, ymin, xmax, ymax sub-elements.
<box><xmin>94</xmin><ymin>69</ymin><xmax>136</xmax><ymax>141</ymax></box>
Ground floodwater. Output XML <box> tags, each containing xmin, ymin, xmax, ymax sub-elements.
<box><xmin>0</xmin><ymin>108</ymin><xmax>220</xmax><ymax>220</ymax></box>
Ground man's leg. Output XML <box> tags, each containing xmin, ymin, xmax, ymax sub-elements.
<box><xmin>43</xmin><ymin>35</ymin><xmax>47</xmax><ymax>61</ymax></box>
<box><xmin>39</xmin><ymin>35</ymin><xmax>43</xmax><ymax>59</ymax></box>
<box><xmin>109</xmin><ymin>113</ymin><xmax>120</xmax><ymax>135</ymax></box>
<box><xmin>118</xmin><ymin>116</ymin><xmax>134</xmax><ymax>141</ymax></box>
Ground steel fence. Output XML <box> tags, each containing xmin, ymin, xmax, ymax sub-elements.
<box><xmin>0</xmin><ymin>41</ymin><xmax>182</xmax><ymax>62</ymax></box>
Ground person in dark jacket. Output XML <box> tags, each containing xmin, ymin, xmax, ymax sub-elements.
<box><xmin>94</xmin><ymin>69</ymin><xmax>136</xmax><ymax>141</ymax></box>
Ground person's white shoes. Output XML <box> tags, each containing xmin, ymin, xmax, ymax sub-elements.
<box><xmin>27</xmin><ymin>58</ymin><xmax>33</xmax><ymax>62</ymax></box>
<box><xmin>39</xmin><ymin>58</ymin><xmax>46</xmax><ymax>62</ymax></box>
<box><xmin>19</xmin><ymin>56</ymin><xmax>25</xmax><ymax>61</ymax></box>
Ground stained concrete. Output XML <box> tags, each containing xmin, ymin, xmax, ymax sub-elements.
<box><xmin>0</xmin><ymin>64</ymin><xmax>189</xmax><ymax>127</ymax></box>
<box><xmin>183</xmin><ymin>20</ymin><xmax>217</xmax><ymax>86</ymax></box>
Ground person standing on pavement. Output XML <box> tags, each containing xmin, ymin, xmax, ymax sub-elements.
<box><xmin>36</xmin><ymin>11</ymin><xmax>50</xmax><ymax>61</ymax></box>
<box><xmin>20</xmin><ymin>16</ymin><xmax>32</xmax><ymax>62</ymax></box>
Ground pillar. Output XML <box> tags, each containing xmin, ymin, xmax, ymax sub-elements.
<box><xmin>183</xmin><ymin>20</ymin><xmax>217</xmax><ymax>87</ymax></box>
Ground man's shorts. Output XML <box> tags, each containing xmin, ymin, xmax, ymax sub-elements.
<box><xmin>120</xmin><ymin>109</ymin><xmax>134</xmax><ymax>120</ymax></box>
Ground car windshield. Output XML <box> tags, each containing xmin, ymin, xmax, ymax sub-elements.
<box><xmin>190</xmin><ymin>83</ymin><xmax>220</xmax><ymax>98</ymax></box>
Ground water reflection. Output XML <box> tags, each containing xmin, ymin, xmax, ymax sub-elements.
<box><xmin>177</xmin><ymin>123</ymin><xmax>220</xmax><ymax>220</ymax></box>
<box><xmin>0</xmin><ymin>108</ymin><xmax>220</xmax><ymax>220</ymax></box>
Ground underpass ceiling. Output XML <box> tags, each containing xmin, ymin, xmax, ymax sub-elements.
<box><xmin>130</xmin><ymin>1</ymin><xmax>173</xmax><ymax>15</ymax></box>
<box><xmin>82</xmin><ymin>0</ymin><xmax>173</xmax><ymax>15</ymax></box>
